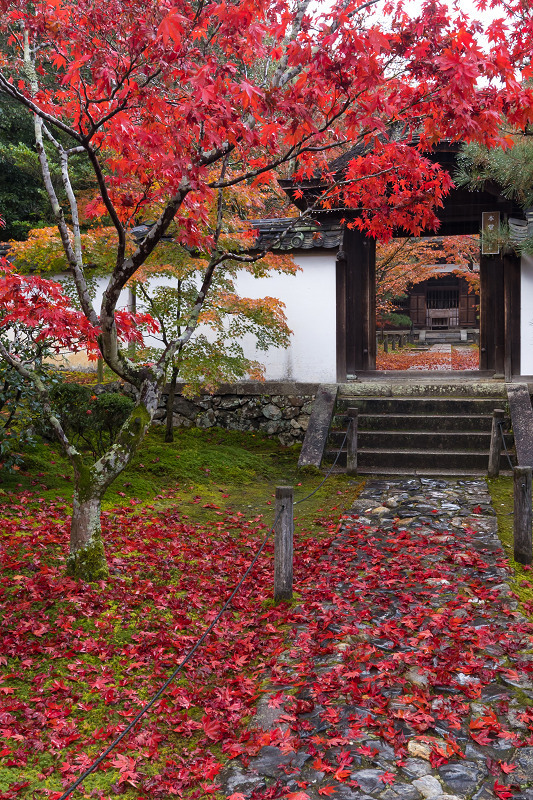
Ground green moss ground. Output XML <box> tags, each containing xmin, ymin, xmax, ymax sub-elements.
<box><xmin>0</xmin><ymin>426</ymin><xmax>363</xmax><ymax>798</ymax></box>
<box><xmin>3</xmin><ymin>426</ymin><xmax>533</xmax><ymax>798</ymax></box>
<box><xmin>0</xmin><ymin>426</ymin><xmax>360</xmax><ymax>527</ymax></box>
<box><xmin>487</xmin><ymin>476</ymin><xmax>533</xmax><ymax>608</ymax></box>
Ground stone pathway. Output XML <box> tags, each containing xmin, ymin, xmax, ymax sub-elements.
<box><xmin>411</xmin><ymin>344</ymin><xmax>452</xmax><ymax>370</ymax></box>
<box><xmin>223</xmin><ymin>479</ymin><xmax>533</xmax><ymax>800</ymax></box>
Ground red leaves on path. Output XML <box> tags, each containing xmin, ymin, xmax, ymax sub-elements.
<box><xmin>0</xmin><ymin>493</ymin><xmax>317</xmax><ymax>798</ymax></box>
<box><xmin>376</xmin><ymin>346</ymin><xmax>479</xmax><ymax>371</ymax></box>
<box><xmin>1</xmin><ymin>488</ymin><xmax>532</xmax><ymax>798</ymax></box>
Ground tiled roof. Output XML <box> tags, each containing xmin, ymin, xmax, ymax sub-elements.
<box><xmin>252</xmin><ymin>218</ymin><xmax>343</xmax><ymax>250</ymax></box>
<box><xmin>509</xmin><ymin>210</ymin><xmax>533</xmax><ymax>244</ymax></box>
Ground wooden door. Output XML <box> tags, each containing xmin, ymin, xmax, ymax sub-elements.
<box><xmin>409</xmin><ymin>286</ymin><xmax>426</xmax><ymax>327</ymax></box>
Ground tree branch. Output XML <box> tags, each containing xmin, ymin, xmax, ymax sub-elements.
<box><xmin>21</xmin><ymin>32</ymin><xmax>98</xmax><ymax>329</ymax></box>
<box><xmin>101</xmin><ymin>181</ymin><xmax>191</xmax><ymax>319</ymax></box>
<box><xmin>271</xmin><ymin>0</ymin><xmax>313</xmax><ymax>89</ymax></box>
<box><xmin>0</xmin><ymin>73</ymin><xmax>83</xmax><ymax>143</ymax></box>
<box><xmin>41</xmin><ymin>125</ymin><xmax>98</xmax><ymax>326</ymax></box>
<box><xmin>84</xmin><ymin>144</ymin><xmax>126</xmax><ymax>263</ymax></box>
<box><xmin>0</xmin><ymin>339</ymin><xmax>82</xmax><ymax>470</ymax></box>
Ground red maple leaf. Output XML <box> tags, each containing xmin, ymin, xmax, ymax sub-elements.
<box><xmin>494</xmin><ymin>781</ymin><xmax>514</xmax><ymax>800</ymax></box>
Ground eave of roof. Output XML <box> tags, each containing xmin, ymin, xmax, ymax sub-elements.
<box><xmin>251</xmin><ymin>217</ymin><xmax>343</xmax><ymax>250</ymax></box>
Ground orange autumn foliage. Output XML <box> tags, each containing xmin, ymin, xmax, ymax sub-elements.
<box><xmin>376</xmin><ymin>236</ymin><xmax>479</xmax><ymax>325</ymax></box>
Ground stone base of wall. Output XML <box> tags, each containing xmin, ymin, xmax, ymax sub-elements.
<box><xmin>95</xmin><ymin>381</ymin><xmax>319</xmax><ymax>446</ymax></box>
<box><xmin>156</xmin><ymin>381</ymin><xmax>319</xmax><ymax>446</ymax></box>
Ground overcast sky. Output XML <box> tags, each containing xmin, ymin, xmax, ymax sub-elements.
<box><xmin>400</xmin><ymin>0</ymin><xmax>502</xmax><ymax>35</ymax></box>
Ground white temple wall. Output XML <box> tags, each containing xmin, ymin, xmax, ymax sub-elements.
<box><xmin>230</xmin><ymin>252</ymin><xmax>337</xmax><ymax>383</ymax></box>
<box><xmin>54</xmin><ymin>250</ymin><xmax>338</xmax><ymax>383</ymax></box>
<box><xmin>520</xmin><ymin>254</ymin><xmax>533</xmax><ymax>376</ymax></box>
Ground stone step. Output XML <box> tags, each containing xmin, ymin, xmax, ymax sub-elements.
<box><xmin>324</xmin><ymin>448</ymin><xmax>509</xmax><ymax>471</ymax></box>
<box><xmin>338</xmin><ymin>381</ymin><xmax>507</xmax><ymax>397</ymax></box>
<box><xmin>332</xmin><ymin>413</ymin><xmax>495</xmax><ymax>432</ymax></box>
<box><xmin>328</xmin><ymin>430</ymin><xmax>503</xmax><ymax>451</ymax></box>
<box><xmin>336</xmin><ymin>396</ymin><xmax>508</xmax><ymax>415</ymax></box>
<box><xmin>324</xmin><ymin>385</ymin><xmax>515</xmax><ymax>476</ymax></box>
<box><xmin>348</xmin><ymin>465</ymin><xmax>513</xmax><ymax>477</ymax></box>
<box><xmin>419</xmin><ymin>332</ymin><xmax>463</xmax><ymax>342</ymax></box>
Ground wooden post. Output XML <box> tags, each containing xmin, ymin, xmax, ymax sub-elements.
<box><xmin>488</xmin><ymin>408</ymin><xmax>505</xmax><ymax>478</ymax></box>
<box><xmin>274</xmin><ymin>486</ymin><xmax>293</xmax><ymax>602</ymax></box>
<box><xmin>383</xmin><ymin>335</ymin><xmax>388</xmax><ymax>353</ymax></box>
<box><xmin>480</xmin><ymin>253</ymin><xmax>505</xmax><ymax>373</ymax></box>
<box><xmin>391</xmin><ymin>335</ymin><xmax>396</xmax><ymax>350</ymax></box>
<box><xmin>514</xmin><ymin>467</ymin><xmax>533</xmax><ymax>565</ymax></box>
<box><xmin>343</xmin><ymin>227</ymin><xmax>376</xmax><ymax>372</ymax></box>
<box><xmin>347</xmin><ymin>407</ymin><xmax>358</xmax><ymax>476</ymax></box>
<box><xmin>335</xmin><ymin>251</ymin><xmax>347</xmax><ymax>382</ymax></box>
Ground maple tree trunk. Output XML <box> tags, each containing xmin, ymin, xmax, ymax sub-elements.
<box><xmin>65</xmin><ymin>378</ymin><xmax>162</xmax><ymax>581</ymax></box>
<box><xmin>67</xmin><ymin>492</ymin><xmax>108</xmax><ymax>581</ymax></box>
<box><xmin>165</xmin><ymin>367</ymin><xmax>179</xmax><ymax>444</ymax></box>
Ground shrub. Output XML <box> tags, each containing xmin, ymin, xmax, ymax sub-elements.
<box><xmin>48</xmin><ymin>382</ymin><xmax>134</xmax><ymax>459</ymax></box>
<box><xmin>0</xmin><ymin>357</ymin><xmax>40</xmax><ymax>471</ymax></box>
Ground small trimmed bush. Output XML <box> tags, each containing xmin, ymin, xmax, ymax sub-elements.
<box><xmin>47</xmin><ymin>382</ymin><xmax>135</xmax><ymax>458</ymax></box>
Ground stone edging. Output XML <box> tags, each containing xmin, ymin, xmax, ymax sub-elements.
<box><xmin>96</xmin><ymin>381</ymin><xmax>319</xmax><ymax>446</ymax></box>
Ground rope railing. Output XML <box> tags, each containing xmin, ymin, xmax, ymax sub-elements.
<box><xmin>56</xmin><ymin>419</ymin><xmax>354</xmax><ymax>800</ymax></box>
<box><xmin>498</xmin><ymin>420</ymin><xmax>515</xmax><ymax>472</ymax></box>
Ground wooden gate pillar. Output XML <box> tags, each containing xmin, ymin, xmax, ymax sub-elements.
<box><xmin>479</xmin><ymin>253</ymin><xmax>505</xmax><ymax>373</ymax></box>
<box><xmin>336</xmin><ymin>227</ymin><xmax>376</xmax><ymax>379</ymax></box>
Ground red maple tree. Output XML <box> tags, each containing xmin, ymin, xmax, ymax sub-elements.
<box><xmin>0</xmin><ymin>0</ymin><xmax>531</xmax><ymax>580</ymax></box>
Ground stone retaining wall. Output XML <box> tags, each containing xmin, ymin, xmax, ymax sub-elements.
<box><xmin>99</xmin><ymin>381</ymin><xmax>319</xmax><ymax>446</ymax></box>
<box><xmin>154</xmin><ymin>382</ymin><xmax>319</xmax><ymax>446</ymax></box>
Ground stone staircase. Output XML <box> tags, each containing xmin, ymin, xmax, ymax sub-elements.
<box><xmin>324</xmin><ymin>382</ymin><xmax>514</xmax><ymax>475</ymax></box>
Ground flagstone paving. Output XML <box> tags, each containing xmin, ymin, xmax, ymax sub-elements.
<box><xmin>222</xmin><ymin>479</ymin><xmax>533</xmax><ymax>800</ymax></box>
<box><xmin>410</xmin><ymin>344</ymin><xmax>452</xmax><ymax>370</ymax></box>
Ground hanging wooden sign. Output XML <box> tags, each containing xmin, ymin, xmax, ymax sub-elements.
<box><xmin>482</xmin><ymin>211</ymin><xmax>501</xmax><ymax>254</ymax></box>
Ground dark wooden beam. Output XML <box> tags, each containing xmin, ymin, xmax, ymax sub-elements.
<box><xmin>343</xmin><ymin>227</ymin><xmax>376</xmax><ymax>372</ymax></box>
<box><xmin>504</xmin><ymin>250</ymin><xmax>521</xmax><ymax>380</ymax></box>
<box><xmin>480</xmin><ymin>253</ymin><xmax>505</xmax><ymax>373</ymax></box>
<box><xmin>365</xmin><ymin>238</ymin><xmax>377</xmax><ymax>370</ymax></box>
<box><xmin>336</xmin><ymin>251</ymin><xmax>347</xmax><ymax>382</ymax></box>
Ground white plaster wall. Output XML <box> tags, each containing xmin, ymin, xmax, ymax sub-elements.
<box><xmin>521</xmin><ymin>254</ymin><xmax>533</xmax><ymax>376</ymax></box>
<box><xmin>57</xmin><ymin>272</ymin><xmax>174</xmax><ymax>342</ymax></box>
<box><xmin>55</xmin><ymin>251</ymin><xmax>338</xmax><ymax>382</ymax></box>
<box><xmin>230</xmin><ymin>252</ymin><xmax>338</xmax><ymax>382</ymax></box>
